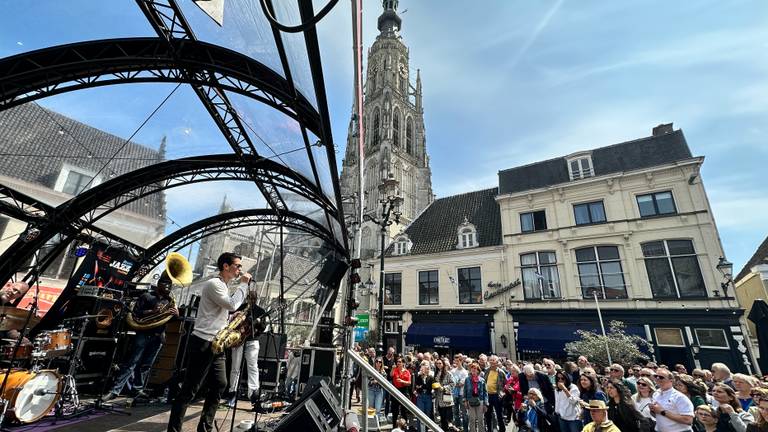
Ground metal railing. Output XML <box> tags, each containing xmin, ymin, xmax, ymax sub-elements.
<box><xmin>348</xmin><ymin>350</ymin><xmax>444</xmax><ymax>432</ymax></box>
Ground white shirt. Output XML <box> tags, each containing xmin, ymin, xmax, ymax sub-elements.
<box><xmin>652</xmin><ymin>387</ymin><xmax>694</xmax><ymax>432</ymax></box>
<box><xmin>634</xmin><ymin>395</ymin><xmax>654</xmax><ymax>419</ymax></box>
<box><xmin>554</xmin><ymin>384</ymin><xmax>581</xmax><ymax>421</ymax></box>
<box><xmin>450</xmin><ymin>367</ymin><xmax>468</xmax><ymax>396</ymax></box>
<box><xmin>192</xmin><ymin>277</ymin><xmax>247</xmax><ymax>341</ymax></box>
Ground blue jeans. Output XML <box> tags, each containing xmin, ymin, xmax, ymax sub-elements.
<box><xmin>111</xmin><ymin>331</ymin><xmax>163</xmax><ymax>394</ymax></box>
<box><xmin>453</xmin><ymin>395</ymin><xmax>468</xmax><ymax>432</ymax></box>
<box><xmin>368</xmin><ymin>386</ymin><xmax>384</xmax><ymax>415</ymax></box>
<box><xmin>559</xmin><ymin>417</ymin><xmax>582</xmax><ymax>432</ymax></box>
<box><xmin>415</xmin><ymin>393</ymin><xmax>434</xmax><ymax>432</ymax></box>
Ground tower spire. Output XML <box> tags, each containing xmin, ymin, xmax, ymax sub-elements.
<box><xmin>377</xmin><ymin>0</ymin><xmax>401</xmax><ymax>36</ymax></box>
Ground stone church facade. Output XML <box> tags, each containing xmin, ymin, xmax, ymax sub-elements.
<box><xmin>340</xmin><ymin>0</ymin><xmax>434</xmax><ymax>259</ymax></box>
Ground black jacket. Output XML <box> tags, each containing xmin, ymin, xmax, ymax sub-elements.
<box><xmin>518</xmin><ymin>371</ymin><xmax>555</xmax><ymax>414</ymax></box>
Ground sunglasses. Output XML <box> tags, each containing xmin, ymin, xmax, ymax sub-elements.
<box><xmin>610</xmin><ymin>368</ymin><xmax>621</xmax><ymax>372</ymax></box>
<box><xmin>654</xmin><ymin>375</ymin><xmax>669</xmax><ymax>380</ymax></box>
<box><xmin>640</xmin><ymin>374</ymin><xmax>652</xmax><ymax>377</ymax></box>
<box><xmin>638</xmin><ymin>383</ymin><xmax>649</xmax><ymax>387</ymax></box>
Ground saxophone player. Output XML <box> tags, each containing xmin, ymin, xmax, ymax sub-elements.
<box><xmin>102</xmin><ymin>272</ymin><xmax>178</xmax><ymax>402</ymax></box>
<box><xmin>167</xmin><ymin>252</ymin><xmax>252</xmax><ymax>432</ymax></box>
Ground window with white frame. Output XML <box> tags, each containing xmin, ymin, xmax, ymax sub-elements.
<box><xmin>456</xmin><ymin>219</ymin><xmax>478</xmax><ymax>249</ymax></box>
<box><xmin>642</xmin><ymin>240</ymin><xmax>706</xmax><ymax>298</ymax></box>
<box><xmin>392</xmin><ymin>236</ymin><xmax>410</xmax><ymax>255</ymax></box>
<box><xmin>573</xmin><ymin>201</ymin><xmax>606</xmax><ymax>225</ymax></box>
<box><xmin>695</xmin><ymin>328</ymin><xmax>729</xmax><ymax>349</ymax></box>
<box><xmin>654</xmin><ymin>328</ymin><xmax>685</xmax><ymax>347</ymax></box>
<box><xmin>521</xmin><ymin>252</ymin><xmax>561</xmax><ymax>299</ymax></box>
<box><xmin>575</xmin><ymin>246</ymin><xmax>627</xmax><ymax>299</ymax></box>
<box><xmin>568</xmin><ymin>156</ymin><xmax>594</xmax><ymax>180</ymax></box>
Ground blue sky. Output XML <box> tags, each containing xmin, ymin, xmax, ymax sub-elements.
<box><xmin>318</xmin><ymin>0</ymin><xmax>768</xmax><ymax>272</ymax></box>
<box><xmin>1</xmin><ymin>1</ymin><xmax>766</xmax><ymax>272</ymax></box>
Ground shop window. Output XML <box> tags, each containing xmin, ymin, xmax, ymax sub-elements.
<box><xmin>458</xmin><ymin>266</ymin><xmax>482</xmax><ymax>304</ymax></box>
<box><xmin>642</xmin><ymin>240</ymin><xmax>706</xmax><ymax>298</ymax></box>
<box><xmin>637</xmin><ymin>191</ymin><xmax>677</xmax><ymax>217</ymax></box>
<box><xmin>520</xmin><ymin>210</ymin><xmax>547</xmax><ymax>233</ymax></box>
<box><xmin>576</xmin><ymin>246</ymin><xmax>627</xmax><ymax>299</ymax></box>
<box><xmin>695</xmin><ymin>328</ymin><xmax>729</xmax><ymax>349</ymax></box>
<box><xmin>521</xmin><ymin>251</ymin><xmax>561</xmax><ymax>299</ymax></box>
<box><xmin>418</xmin><ymin>270</ymin><xmax>439</xmax><ymax>305</ymax></box>
<box><xmin>384</xmin><ymin>273</ymin><xmax>402</xmax><ymax>305</ymax></box>
<box><xmin>574</xmin><ymin>201</ymin><xmax>606</xmax><ymax>225</ymax></box>
<box><xmin>654</xmin><ymin>328</ymin><xmax>685</xmax><ymax>347</ymax></box>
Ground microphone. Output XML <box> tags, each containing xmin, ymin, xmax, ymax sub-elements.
<box><xmin>33</xmin><ymin>388</ymin><xmax>58</xmax><ymax>396</ymax></box>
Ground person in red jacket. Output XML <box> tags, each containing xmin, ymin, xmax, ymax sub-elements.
<box><xmin>503</xmin><ymin>361</ymin><xmax>523</xmax><ymax>424</ymax></box>
<box><xmin>390</xmin><ymin>357</ymin><xmax>412</xmax><ymax>424</ymax></box>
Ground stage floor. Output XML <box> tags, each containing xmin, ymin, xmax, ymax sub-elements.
<box><xmin>9</xmin><ymin>397</ymin><xmax>268</xmax><ymax>432</ymax></box>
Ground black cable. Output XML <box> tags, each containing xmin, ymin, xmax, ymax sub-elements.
<box><xmin>259</xmin><ymin>0</ymin><xmax>339</xmax><ymax>33</ymax></box>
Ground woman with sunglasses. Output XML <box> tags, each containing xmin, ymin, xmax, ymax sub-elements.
<box><xmin>414</xmin><ymin>360</ymin><xmax>435</xmax><ymax>432</ymax></box>
<box><xmin>605</xmin><ymin>380</ymin><xmax>644</xmax><ymax>432</ymax></box>
<box><xmin>712</xmin><ymin>383</ymin><xmax>755</xmax><ymax>432</ymax></box>
<box><xmin>368</xmin><ymin>357</ymin><xmax>387</xmax><ymax>420</ymax></box>
<box><xmin>746</xmin><ymin>395</ymin><xmax>768</xmax><ymax>432</ymax></box>
<box><xmin>632</xmin><ymin>376</ymin><xmax>656</xmax><ymax>420</ymax></box>
<box><xmin>695</xmin><ymin>405</ymin><xmax>718</xmax><ymax>432</ymax></box>
<box><xmin>554</xmin><ymin>370</ymin><xmax>582</xmax><ymax>432</ymax></box>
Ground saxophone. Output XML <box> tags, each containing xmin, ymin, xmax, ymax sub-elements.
<box><xmin>211</xmin><ymin>295</ymin><xmax>253</xmax><ymax>355</ymax></box>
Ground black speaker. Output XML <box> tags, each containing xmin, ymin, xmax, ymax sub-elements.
<box><xmin>315</xmin><ymin>258</ymin><xmax>348</xmax><ymax>288</ymax></box>
<box><xmin>274</xmin><ymin>399</ymin><xmax>333</xmax><ymax>432</ymax></box>
<box><xmin>298</xmin><ymin>347</ymin><xmax>336</xmax><ymax>390</ymax></box>
<box><xmin>258</xmin><ymin>332</ymin><xmax>287</xmax><ymax>360</ymax></box>
<box><xmin>280</xmin><ymin>380</ymin><xmax>341</xmax><ymax>432</ymax></box>
<box><xmin>257</xmin><ymin>359</ymin><xmax>284</xmax><ymax>388</ymax></box>
<box><xmin>316</xmin><ymin>317</ymin><xmax>334</xmax><ymax>346</ymax></box>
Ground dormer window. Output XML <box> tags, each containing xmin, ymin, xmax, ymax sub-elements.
<box><xmin>54</xmin><ymin>163</ymin><xmax>102</xmax><ymax>196</ymax></box>
<box><xmin>456</xmin><ymin>218</ymin><xmax>478</xmax><ymax>249</ymax></box>
<box><xmin>393</xmin><ymin>235</ymin><xmax>411</xmax><ymax>256</ymax></box>
<box><xmin>567</xmin><ymin>153</ymin><xmax>594</xmax><ymax>180</ymax></box>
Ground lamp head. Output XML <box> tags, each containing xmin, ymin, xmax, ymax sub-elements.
<box><xmin>716</xmin><ymin>256</ymin><xmax>733</xmax><ymax>280</ymax></box>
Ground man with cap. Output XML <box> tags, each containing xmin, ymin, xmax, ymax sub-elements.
<box><xmin>582</xmin><ymin>400</ymin><xmax>621</xmax><ymax>432</ymax></box>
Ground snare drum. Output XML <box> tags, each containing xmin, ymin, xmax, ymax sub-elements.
<box><xmin>1</xmin><ymin>369</ymin><xmax>61</xmax><ymax>423</ymax></box>
<box><xmin>33</xmin><ymin>329</ymin><xmax>72</xmax><ymax>358</ymax></box>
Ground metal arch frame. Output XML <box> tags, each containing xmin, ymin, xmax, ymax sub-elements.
<box><xmin>0</xmin><ymin>154</ymin><xmax>341</xmax><ymax>284</ymax></box>
<box><xmin>131</xmin><ymin>209</ymin><xmax>340</xmax><ymax>278</ymax></box>
<box><xmin>0</xmin><ymin>38</ymin><xmax>319</xmax><ymax>135</ymax></box>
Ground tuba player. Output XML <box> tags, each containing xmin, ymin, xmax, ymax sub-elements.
<box><xmin>102</xmin><ymin>270</ymin><xmax>178</xmax><ymax>402</ymax></box>
<box><xmin>167</xmin><ymin>252</ymin><xmax>251</xmax><ymax>432</ymax></box>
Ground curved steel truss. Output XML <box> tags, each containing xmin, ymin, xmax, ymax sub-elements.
<box><xmin>0</xmin><ymin>154</ymin><xmax>340</xmax><ymax>284</ymax></box>
<box><xmin>0</xmin><ymin>38</ymin><xmax>319</xmax><ymax>135</ymax></box>
<box><xmin>132</xmin><ymin>208</ymin><xmax>339</xmax><ymax>278</ymax></box>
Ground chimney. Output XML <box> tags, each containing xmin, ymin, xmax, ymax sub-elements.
<box><xmin>652</xmin><ymin>123</ymin><xmax>674</xmax><ymax>137</ymax></box>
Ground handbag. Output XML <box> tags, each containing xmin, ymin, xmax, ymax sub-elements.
<box><xmin>442</xmin><ymin>394</ymin><xmax>454</xmax><ymax>404</ymax></box>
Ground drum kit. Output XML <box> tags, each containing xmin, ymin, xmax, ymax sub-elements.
<box><xmin>0</xmin><ymin>305</ymin><xmax>99</xmax><ymax>425</ymax></box>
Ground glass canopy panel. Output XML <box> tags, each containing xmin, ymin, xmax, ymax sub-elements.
<box><xmin>273</xmin><ymin>1</ymin><xmax>319</xmax><ymax>109</ymax></box>
<box><xmin>223</xmin><ymin>91</ymin><xmax>320</xmax><ymax>187</ymax></box>
<box><xmin>0</xmin><ymin>1</ymin><xmax>153</xmax><ymax>57</ymax></box>
<box><xmin>177</xmin><ymin>0</ymin><xmax>285</xmax><ymax>79</ymax></box>
<box><xmin>306</xmin><ymin>130</ymin><xmax>336</xmax><ymax>202</ymax></box>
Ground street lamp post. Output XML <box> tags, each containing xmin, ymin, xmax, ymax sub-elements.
<box><xmin>716</xmin><ymin>256</ymin><xmax>734</xmax><ymax>298</ymax></box>
<box><xmin>366</xmin><ymin>173</ymin><xmax>403</xmax><ymax>356</ymax></box>
<box><xmin>589</xmin><ymin>288</ymin><xmax>613</xmax><ymax>365</ymax></box>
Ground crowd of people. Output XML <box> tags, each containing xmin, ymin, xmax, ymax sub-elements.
<box><xmin>352</xmin><ymin>346</ymin><xmax>768</xmax><ymax>432</ymax></box>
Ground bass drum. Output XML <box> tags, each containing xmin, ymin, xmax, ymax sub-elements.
<box><xmin>2</xmin><ymin>369</ymin><xmax>61</xmax><ymax>423</ymax></box>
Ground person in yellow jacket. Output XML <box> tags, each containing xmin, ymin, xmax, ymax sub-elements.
<box><xmin>582</xmin><ymin>400</ymin><xmax>621</xmax><ymax>432</ymax></box>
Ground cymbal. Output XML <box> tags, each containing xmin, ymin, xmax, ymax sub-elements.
<box><xmin>61</xmin><ymin>314</ymin><xmax>107</xmax><ymax>322</ymax></box>
<box><xmin>0</xmin><ymin>307</ymin><xmax>40</xmax><ymax>331</ymax></box>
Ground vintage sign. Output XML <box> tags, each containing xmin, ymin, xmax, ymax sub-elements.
<box><xmin>484</xmin><ymin>278</ymin><xmax>521</xmax><ymax>300</ymax></box>
<box><xmin>433</xmin><ymin>336</ymin><xmax>451</xmax><ymax>347</ymax></box>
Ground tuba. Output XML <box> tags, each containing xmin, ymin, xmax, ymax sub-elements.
<box><xmin>126</xmin><ymin>252</ymin><xmax>192</xmax><ymax>330</ymax></box>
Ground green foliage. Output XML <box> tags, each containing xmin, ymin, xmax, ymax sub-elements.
<box><xmin>565</xmin><ymin>320</ymin><xmax>651</xmax><ymax>367</ymax></box>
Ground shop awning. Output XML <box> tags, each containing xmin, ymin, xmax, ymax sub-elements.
<box><xmin>516</xmin><ymin>322</ymin><xmax>645</xmax><ymax>358</ymax></box>
<box><xmin>405</xmin><ymin>322</ymin><xmax>490</xmax><ymax>351</ymax></box>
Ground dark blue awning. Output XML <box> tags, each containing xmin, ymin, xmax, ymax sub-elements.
<box><xmin>405</xmin><ymin>322</ymin><xmax>490</xmax><ymax>351</ymax></box>
<box><xmin>516</xmin><ymin>323</ymin><xmax>645</xmax><ymax>358</ymax></box>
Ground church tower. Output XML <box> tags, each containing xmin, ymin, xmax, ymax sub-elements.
<box><xmin>340</xmin><ymin>0</ymin><xmax>434</xmax><ymax>259</ymax></box>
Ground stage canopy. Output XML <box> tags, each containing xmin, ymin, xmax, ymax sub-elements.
<box><xmin>0</xmin><ymin>0</ymin><xmax>350</xmax><ymax>331</ymax></box>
